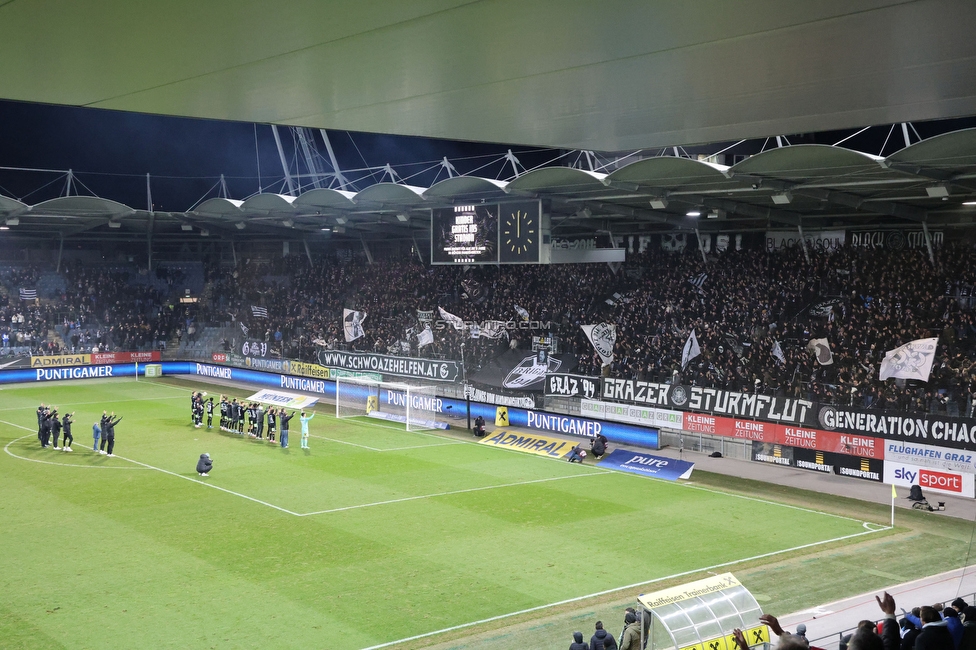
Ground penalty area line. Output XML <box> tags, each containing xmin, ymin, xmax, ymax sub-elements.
<box><xmin>357</xmin><ymin>525</ymin><xmax>890</xmax><ymax>650</ymax></box>
<box><xmin>299</xmin><ymin>471</ymin><xmax>610</xmax><ymax>516</ymax></box>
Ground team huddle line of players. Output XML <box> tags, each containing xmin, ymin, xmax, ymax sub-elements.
<box><xmin>190</xmin><ymin>392</ymin><xmax>314</xmax><ymax>449</ymax></box>
<box><xmin>36</xmin><ymin>403</ymin><xmax>122</xmax><ymax>456</ymax></box>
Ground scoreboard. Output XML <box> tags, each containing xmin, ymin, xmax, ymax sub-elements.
<box><xmin>431</xmin><ymin>201</ymin><xmax>542</xmax><ymax>265</ymax></box>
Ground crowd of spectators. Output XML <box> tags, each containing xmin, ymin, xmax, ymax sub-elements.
<box><xmin>4</xmin><ymin>240</ymin><xmax>976</xmax><ymax>416</ymax></box>
<box><xmin>1</xmin><ymin>262</ymin><xmax>182</xmax><ymax>355</ymax></box>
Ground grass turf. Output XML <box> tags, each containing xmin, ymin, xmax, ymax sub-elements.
<box><xmin>1</xmin><ymin>377</ymin><xmax>885</xmax><ymax>649</ymax></box>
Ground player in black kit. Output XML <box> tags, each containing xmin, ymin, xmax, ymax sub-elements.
<box><xmin>266</xmin><ymin>407</ymin><xmax>277</xmax><ymax>443</ymax></box>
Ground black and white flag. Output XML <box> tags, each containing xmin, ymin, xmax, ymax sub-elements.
<box><xmin>806</xmin><ymin>338</ymin><xmax>834</xmax><ymax>366</ymax></box>
<box><xmin>343</xmin><ymin>309</ymin><xmax>366</xmax><ymax>342</ymax></box>
<box><xmin>417</xmin><ymin>327</ymin><xmax>434</xmax><ymax>348</ymax></box>
<box><xmin>681</xmin><ymin>329</ymin><xmax>701</xmax><ymax>369</ymax></box>
<box><xmin>771</xmin><ymin>340</ymin><xmax>785</xmax><ymax>364</ymax></box>
<box><xmin>879</xmin><ymin>337</ymin><xmax>938</xmax><ymax>381</ymax></box>
<box><xmin>688</xmin><ymin>273</ymin><xmax>707</xmax><ymax>291</ymax></box>
<box><xmin>481</xmin><ymin>320</ymin><xmax>509</xmax><ymax>340</ymax></box>
<box><xmin>19</xmin><ymin>288</ymin><xmax>37</xmax><ymax>301</ymax></box>
<box><xmin>251</xmin><ymin>305</ymin><xmax>268</xmax><ymax>319</ymax></box>
<box><xmin>514</xmin><ymin>304</ymin><xmax>530</xmax><ymax>321</ymax></box>
<box><xmin>581</xmin><ymin>323</ymin><xmax>616</xmax><ymax>366</ymax></box>
<box><xmin>438</xmin><ymin>306</ymin><xmax>465</xmax><ymax>331</ymax></box>
<box><xmin>239</xmin><ymin>321</ymin><xmax>249</xmax><ymax>337</ymax></box>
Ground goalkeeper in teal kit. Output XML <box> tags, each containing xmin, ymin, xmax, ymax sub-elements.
<box><xmin>300</xmin><ymin>411</ymin><xmax>314</xmax><ymax>449</ymax></box>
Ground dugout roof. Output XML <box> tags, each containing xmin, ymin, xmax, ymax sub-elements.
<box><xmin>638</xmin><ymin>573</ymin><xmax>766</xmax><ymax>650</ymax></box>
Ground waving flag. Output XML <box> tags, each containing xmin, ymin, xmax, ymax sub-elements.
<box><xmin>806</xmin><ymin>338</ymin><xmax>834</xmax><ymax>365</ymax></box>
<box><xmin>879</xmin><ymin>337</ymin><xmax>938</xmax><ymax>381</ymax></box>
<box><xmin>681</xmin><ymin>329</ymin><xmax>701</xmax><ymax>369</ymax></box>
<box><xmin>438</xmin><ymin>307</ymin><xmax>465</xmax><ymax>331</ymax></box>
<box><xmin>343</xmin><ymin>309</ymin><xmax>366</xmax><ymax>342</ymax></box>
<box><xmin>581</xmin><ymin>323</ymin><xmax>616</xmax><ymax>366</ymax></box>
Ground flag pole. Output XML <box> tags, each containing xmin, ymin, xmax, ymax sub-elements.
<box><xmin>890</xmin><ymin>484</ymin><xmax>896</xmax><ymax>528</ymax></box>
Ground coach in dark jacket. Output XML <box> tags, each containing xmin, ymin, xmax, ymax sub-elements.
<box><xmin>590</xmin><ymin>621</ymin><xmax>617</xmax><ymax>650</ymax></box>
<box><xmin>196</xmin><ymin>453</ymin><xmax>212</xmax><ymax>477</ymax></box>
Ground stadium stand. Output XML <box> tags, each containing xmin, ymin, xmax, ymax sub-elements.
<box><xmin>2</xmin><ymin>241</ymin><xmax>976</xmax><ymax>415</ymax></box>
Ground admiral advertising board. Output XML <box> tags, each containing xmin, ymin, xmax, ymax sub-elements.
<box><xmin>883</xmin><ymin>461</ymin><xmax>975</xmax><ymax>498</ymax></box>
<box><xmin>31</xmin><ymin>351</ymin><xmax>161</xmax><ymax>368</ymax></box>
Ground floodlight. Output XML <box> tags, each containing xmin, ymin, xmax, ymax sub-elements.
<box><xmin>108</xmin><ymin>220</ymin><xmax>121</xmax><ymax>229</ymax></box>
<box><xmin>235</xmin><ymin>222</ymin><xmax>246</xmax><ymax>230</ymax></box>
<box><xmin>649</xmin><ymin>198</ymin><xmax>668</xmax><ymax>210</ymax></box>
<box><xmin>181</xmin><ymin>224</ymin><xmax>193</xmax><ymax>231</ymax></box>
<box><xmin>926</xmin><ymin>184</ymin><xmax>950</xmax><ymax>198</ymax></box>
<box><xmin>686</xmin><ymin>209</ymin><xmax>701</xmax><ymax>217</ymax></box>
<box><xmin>771</xmin><ymin>192</ymin><xmax>793</xmax><ymax>205</ymax></box>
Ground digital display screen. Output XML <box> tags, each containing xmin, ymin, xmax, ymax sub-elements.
<box><xmin>431</xmin><ymin>205</ymin><xmax>498</xmax><ymax>264</ymax></box>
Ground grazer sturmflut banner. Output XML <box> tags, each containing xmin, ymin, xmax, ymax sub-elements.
<box><xmin>317</xmin><ymin>350</ymin><xmax>460</xmax><ymax>382</ymax></box>
<box><xmin>601</xmin><ymin>378</ymin><xmax>815</xmax><ymax>426</ymax></box>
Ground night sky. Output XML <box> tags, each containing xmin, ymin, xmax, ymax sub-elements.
<box><xmin>0</xmin><ymin>99</ymin><xmax>562</xmax><ymax>212</ymax></box>
<box><xmin>1</xmin><ymin>98</ymin><xmax>974</xmax><ymax>214</ymax></box>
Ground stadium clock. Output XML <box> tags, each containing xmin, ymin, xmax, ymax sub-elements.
<box><xmin>499</xmin><ymin>201</ymin><xmax>541</xmax><ymax>263</ymax></box>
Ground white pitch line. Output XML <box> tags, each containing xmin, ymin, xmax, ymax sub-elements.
<box><xmin>0</xmin><ymin>394</ymin><xmax>187</xmax><ymax>412</ymax></box>
<box><xmin>3</xmin><ymin>433</ymin><xmax>148</xmax><ymax>470</ymax></box>
<box><xmin>298</xmin><ymin>471</ymin><xmax>610</xmax><ymax>516</ymax></box>
<box><xmin>308</xmin><ymin>432</ymin><xmax>463</xmax><ymax>452</ymax></box>
<box><xmin>357</xmin><ymin>525</ymin><xmax>889</xmax><ymax>650</ymax></box>
<box><xmin>113</xmin><ymin>454</ymin><xmax>302</xmax><ymax>516</ymax></box>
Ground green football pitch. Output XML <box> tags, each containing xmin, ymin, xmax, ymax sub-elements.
<box><xmin>0</xmin><ymin>377</ymin><xmax>885</xmax><ymax>649</ymax></box>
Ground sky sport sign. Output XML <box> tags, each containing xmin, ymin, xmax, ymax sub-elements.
<box><xmin>317</xmin><ymin>350</ymin><xmax>460</xmax><ymax>382</ymax></box>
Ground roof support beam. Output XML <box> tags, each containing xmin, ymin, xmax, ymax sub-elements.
<box><xmin>793</xmin><ymin>188</ymin><xmax>927</xmax><ymax>223</ymax></box>
<box><xmin>693</xmin><ymin>196</ymin><xmax>803</xmax><ymax>227</ymax></box>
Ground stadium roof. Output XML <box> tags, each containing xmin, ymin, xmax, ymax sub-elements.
<box><xmin>4</xmin><ymin>130</ymin><xmax>976</xmax><ymax>243</ymax></box>
<box><xmin>1</xmin><ymin>2</ymin><xmax>975</xmax><ymax>152</ymax></box>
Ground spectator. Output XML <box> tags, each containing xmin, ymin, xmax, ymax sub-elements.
<box><xmin>590</xmin><ymin>620</ymin><xmax>617</xmax><ymax>650</ymax></box>
<box><xmin>569</xmin><ymin>631</ymin><xmax>588</xmax><ymax>650</ymax></box>
<box><xmin>619</xmin><ymin>611</ymin><xmax>641</xmax><ymax>650</ymax></box>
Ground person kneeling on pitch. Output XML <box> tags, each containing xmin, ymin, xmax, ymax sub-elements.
<box><xmin>196</xmin><ymin>453</ymin><xmax>213</xmax><ymax>477</ymax></box>
<box><xmin>567</xmin><ymin>443</ymin><xmax>586</xmax><ymax>463</ymax></box>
